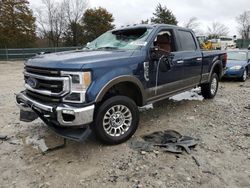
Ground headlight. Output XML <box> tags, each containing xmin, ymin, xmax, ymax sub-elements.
<box><xmin>61</xmin><ymin>71</ymin><xmax>92</xmax><ymax>103</ymax></box>
<box><xmin>229</xmin><ymin>66</ymin><xmax>242</xmax><ymax>70</ymax></box>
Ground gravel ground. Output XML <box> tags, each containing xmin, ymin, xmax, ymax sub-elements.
<box><xmin>0</xmin><ymin>61</ymin><xmax>250</xmax><ymax>188</ymax></box>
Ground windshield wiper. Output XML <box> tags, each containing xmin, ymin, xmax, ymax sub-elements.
<box><xmin>96</xmin><ymin>46</ymin><xmax>119</xmax><ymax>50</ymax></box>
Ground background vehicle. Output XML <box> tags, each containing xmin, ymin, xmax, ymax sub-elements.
<box><xmin>210</xmin><ymin>36</ymin><xmax>237</xmax><ymax>50</ymax></box>
<box><xmin>197</xmin><ymin>35</ymin><xmax>213</xmax><ymax>50</ymax></box>
<box><xmin>16</xmin><ymin>24</ymin><xmax>227</xmax><ymax>144</ymax></box>
<box><xmin>223</xmin><ymin>50</ymin><xmax>250</xmax><ymax>81</ymax></box>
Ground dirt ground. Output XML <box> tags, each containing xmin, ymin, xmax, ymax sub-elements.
<box><xmin>0</xmin><ymin>61</ymin><xmax>250</xmax><ymax>188</ymax></box>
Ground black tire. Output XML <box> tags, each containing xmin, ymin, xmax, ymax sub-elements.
<box><xmin>93</xmin><ymin>96</ymin><xmax>139</xmax><ymax>145</ymax></box>
<box><xmin>201</xmin><ymin>73</ymin><xmax>219</xmax><ymax>99</ymax></box>
<box><xmin>239</xmin><ymin>69</ymin><xmax>247</xmax><ymax>82</ymax></box>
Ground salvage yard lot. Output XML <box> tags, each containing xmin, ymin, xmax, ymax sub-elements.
<box><xmin>0</xmin><ymin>61</ymin><xmax>250</xmax><ymax>188</ymax></box>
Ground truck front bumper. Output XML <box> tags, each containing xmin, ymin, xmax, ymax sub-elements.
<box><xmin>16</xmin><ymin>92</ymin><xmax>95</xmax><ymax>127</ymax></box>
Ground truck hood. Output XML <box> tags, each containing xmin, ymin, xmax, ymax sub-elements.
<box><xmin>25</xmin><ymin>50</ymin><xmax>135</xmax><ymax>70</ymax></box>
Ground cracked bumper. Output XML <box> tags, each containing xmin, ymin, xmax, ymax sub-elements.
<box><xmin>16</xmin><ymin>92</ymin><xmax>95</xmax><ymax>127</ymax></box>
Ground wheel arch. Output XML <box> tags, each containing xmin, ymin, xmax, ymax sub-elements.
<box><xmin>209</xmin><ymin>60</ymin><xmax>223</xmax><ymax>80</ymax></box>
<box><xmin>95</xmin><ymin>75</ymin><xmax>146</xmax><ymax>107</ymax></box>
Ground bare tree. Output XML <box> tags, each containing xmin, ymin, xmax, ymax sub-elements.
<box><xmin>184</xmin><ymin>17</ymin><xmax>199</xmax><ymax>29</ymax></box>
<box><xmin>36</xmin><ymin>0</ymin><xmax>67</xmax><ymax>47</ymax></box>
<box><xmin>236</xmin><ymin>11</ymin><xmax>250</xmax><ymax>39</ymax></box>
<box><xmin>183</xmin><ymin>17</ymin><xmax>202</xmax><ymax>34</ymax></box>
<box><xmin>63</xmin><ymin>0</ymin><xmax>89</xmax><ymax>46</ymax></box>
<box><xmin>64</xmin><ymin>0</ymin><xmax>88</xmax><ymax>24</ymax></box>
<box><xmin>36</xmin><ymin>0</ymin><xmax>88</xmax><ymax>47</ymax></box>
<box><xmin>207</xmin><ymin>22</ymin><xmax>229</xmax><ymax>38</ymax></box>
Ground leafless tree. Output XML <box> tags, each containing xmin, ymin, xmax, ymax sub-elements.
<box><xmin>36</xmin><ymin>0</ymin><xmax>88</xmax><ymax>47</ymax></box>
<box><xmin>36</xmin><ymin>0</ymin><xmax>67</xmax><ymax>47</ymax></box>
<box><xmin>236</xmin><ymin>11</ymin><xmax>250</xmax><ymax>39</ymax></box>
<box><xmin>183</xmin><ymin>17</ymin><xmax>202</xmax><ymax>34</ymax></box>
<box><xmin>64</xmin><ymin>0</ymin><xmax>88</xmax><ymax>24</ymax></box>
<box><xmin>184</xmin><ymin>17</ymin><xmax>199</xmax><ymax>29</ymax></box>
<box><xmin>207</xmin><ymin>22</ymin><xmax>229</xmax><ymax>38</ymax></box>
<box><xmin>63</xmin><ymin>0</ymin><xmax>89</xmax><ymax>46</ymax></box>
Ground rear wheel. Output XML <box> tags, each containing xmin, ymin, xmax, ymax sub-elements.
<box><xmin>201</xmin><ymin>73</ymin><xmax>219</xmax><ymax>99</ymax></box>
<box><xmin>93</xmin><ymin>96</ymin><xmax>139</xmax><ymax>144</ymax></box>
<box><xmin>240</xmin><ymin>69</ymin><xmax>247</xmax><ymax>82</ymax></box>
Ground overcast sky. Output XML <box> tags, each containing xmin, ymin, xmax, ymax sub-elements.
<box><xmin>29</xmin><ymin>0</ymin><xmax>250</xmax><ymax>37</ymax></box>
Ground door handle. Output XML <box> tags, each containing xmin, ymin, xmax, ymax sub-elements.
<box><xmin>176</xmin><ymin>60</ymin><xmax>184</xmax><ymax>64</ymax></box>
<box><xmin>196</xmin><ymin>57</ymin><xmax>202</xmax><ymax>62</ymax></box>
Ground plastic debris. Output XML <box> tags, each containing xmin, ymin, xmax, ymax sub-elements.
<box><xmin>129</xmin><ymin>130</ymin><xmax>198</xmax><ymax>155</ymax></box>
<box><xmin>143</xmin><ymin>130</ymin><xmax>198</xmax><ymax>154</ymax></box>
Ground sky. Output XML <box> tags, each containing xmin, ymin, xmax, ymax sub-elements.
<box><xmin>29</xmin><ymin>0</ymin><xmax>250</xmax><ymax>37</ymax></box>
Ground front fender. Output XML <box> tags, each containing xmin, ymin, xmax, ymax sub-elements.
<box><xmin>86</xmin><ymin>68</ymin><xmax>146</xmax><ymax>104</ymax></box>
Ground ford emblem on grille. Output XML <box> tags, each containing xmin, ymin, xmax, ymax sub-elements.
<box><xmin>27</xmin><ymin>77</ymin><xmax>38</xmax><ymax>89</ymax></box>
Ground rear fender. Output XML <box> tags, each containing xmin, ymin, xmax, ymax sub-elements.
<box><xmin>208</xmin><ymin>60</ymin><xmax>223</xmax><ymax>80</ymax></box>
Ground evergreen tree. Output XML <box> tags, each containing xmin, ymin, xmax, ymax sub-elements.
<box><xmin>82</xmin><ymin>7</ymin><xmax>114</xmax><ymax>43</ymax></box>
<box><xmin>0</xmin><ymin>0</ymin><xmax>36</xmax><ymax>48</ymax></box>
<box><xmin>151</xmin><ymin>4</ymin><xmax>178</xmax><ymax>25</ymax></box>
<box><xmin>64</xmin><ymin>22</ymin><xmax>84</xmax><ymax>46</ymax></box>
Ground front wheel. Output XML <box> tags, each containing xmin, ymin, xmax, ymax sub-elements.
<box><xmin>201</xmin><ymin>73</ymin><xmax>219</xmax><ymax>99</ymax></box>
<box><xmin>93</xmin><ymin>96</ymin><xmax>139</xmax><ymax>145</ymax></box>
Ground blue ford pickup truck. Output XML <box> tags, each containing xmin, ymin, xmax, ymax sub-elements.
<box><xmin>16</xmin><ymin>24</ymin><xmax>227</xmax><ymax>144</ymax></box>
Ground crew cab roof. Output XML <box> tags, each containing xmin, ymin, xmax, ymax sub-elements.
<box><xmin>112</xmin><ymin>24</ymin><xmax>193</xmax><ymax>32</ymax></box>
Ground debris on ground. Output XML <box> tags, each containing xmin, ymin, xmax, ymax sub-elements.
<box><xmin>129</xmin><ymin>130</ymin><xmax>198</xmax><ymax>155</ymax></box>
<box><xmin>139</xmin><ymin>104</ymin><xmax>154</xmax><ymax>112</ymax></box>
<box><xmin>143</xmin><ymin>130</ymin><xmax>198</xmax><ymax>154</ymax></box>
<box><xmin>0</xmin><ymin>134</ymin><xmax>8</xmax><ymax>140</ymax></box>
<box><xmin>25</xmin><ymin>136</ymin><xmax>66</xmax><ymax>154</ymax></box>
<box><xmin>244</xmin><ymin>105</ymin><xmax>250</xmax><ymax>110</ymax></box>
<box><xmin>192</xmin><ymin>156</ymin><xmax>201</xmax><ymax>167</ymax></box>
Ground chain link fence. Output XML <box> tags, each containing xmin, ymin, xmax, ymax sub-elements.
<box><xmin>0</xmin><ymin>46</ymin><xmax>82</xmax><ymax>61</ymax></box>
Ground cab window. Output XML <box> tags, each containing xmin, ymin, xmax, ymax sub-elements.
<box><xmin>152</xmin><ymin>30</ymin><xmax>177</xmax><ymax>52</ymax></box>
<box><xmin>178</xmin><ymin>30</ymin><xmax>197</xmax><ymax>51</ymax></box>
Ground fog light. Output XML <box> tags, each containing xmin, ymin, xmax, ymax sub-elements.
<box><xmin>64</xmin><ymin>93</ymin><xmax>81</xmax><ymax>102</ymax></box>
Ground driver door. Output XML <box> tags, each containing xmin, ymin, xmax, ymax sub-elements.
<box><xmin>146</xmin><ymin>28</ymin><xmax>185</xmax><ymax>100</ymax></box>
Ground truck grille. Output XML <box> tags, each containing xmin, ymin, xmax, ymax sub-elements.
<box><xmin>24</xmin><ymin>66</ymin><xmax>70</xmax><ymax>102</ymax></box>
<box><xmin>25</xmin><ymin>66</ymin><xmax>60</xmax><ymax>77</ymax></box>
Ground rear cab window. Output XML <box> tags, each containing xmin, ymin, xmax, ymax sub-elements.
<box><xmin>177</xmin><ymin>30</ymin><xmax>197</xmax><ymax>51</ymax></box>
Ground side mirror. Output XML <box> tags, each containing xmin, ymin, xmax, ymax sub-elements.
<box><xmin>150</xmin><ymin>47</ymin><xmax>172</xmax><ymax>60</ymax></box>
<box><xmin>150</xmin><ymin>47</ymin><xmax>161</xmax><ymax>60</ymax></box>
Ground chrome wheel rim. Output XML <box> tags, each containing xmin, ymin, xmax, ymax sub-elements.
<box><xmin>210</xmin><ymin>77</ymin><xmax>218</xmax><ymax>95</ymax></box>
<box><xmin>243</xmin><ymin>70</ymin><xmax>247</xmax><ymax>81</ymax></box>
<box><xmin>103</xmin><ymin>105</ymin><xmax>132</xmax><ymax>137</ymax></box>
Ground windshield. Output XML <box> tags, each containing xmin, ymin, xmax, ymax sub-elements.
<box><xmin>227</xmin><ymin>51</ymin><xmax>247</xmax><ymax>61</ymax></box>
<box><xmin>85</xmin><ymin>28</ymin><xmax>152</xmax><ymax>50</ymax></box>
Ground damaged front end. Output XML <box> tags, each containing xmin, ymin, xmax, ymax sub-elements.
<box><xmin>16</xmin><ymin>91</ymin><xmax>94</xmax><ymax>142</ymax></box>
<box><xmin>15</xmin><ymin>62</ymin><xmax>96</xmax><ymax>142</ymax></box>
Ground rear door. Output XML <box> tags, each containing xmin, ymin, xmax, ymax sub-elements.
<box><xmin>175</xmin><ymin>29</ymin><xmax>203</xmax><ymax>85</ymax></box>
